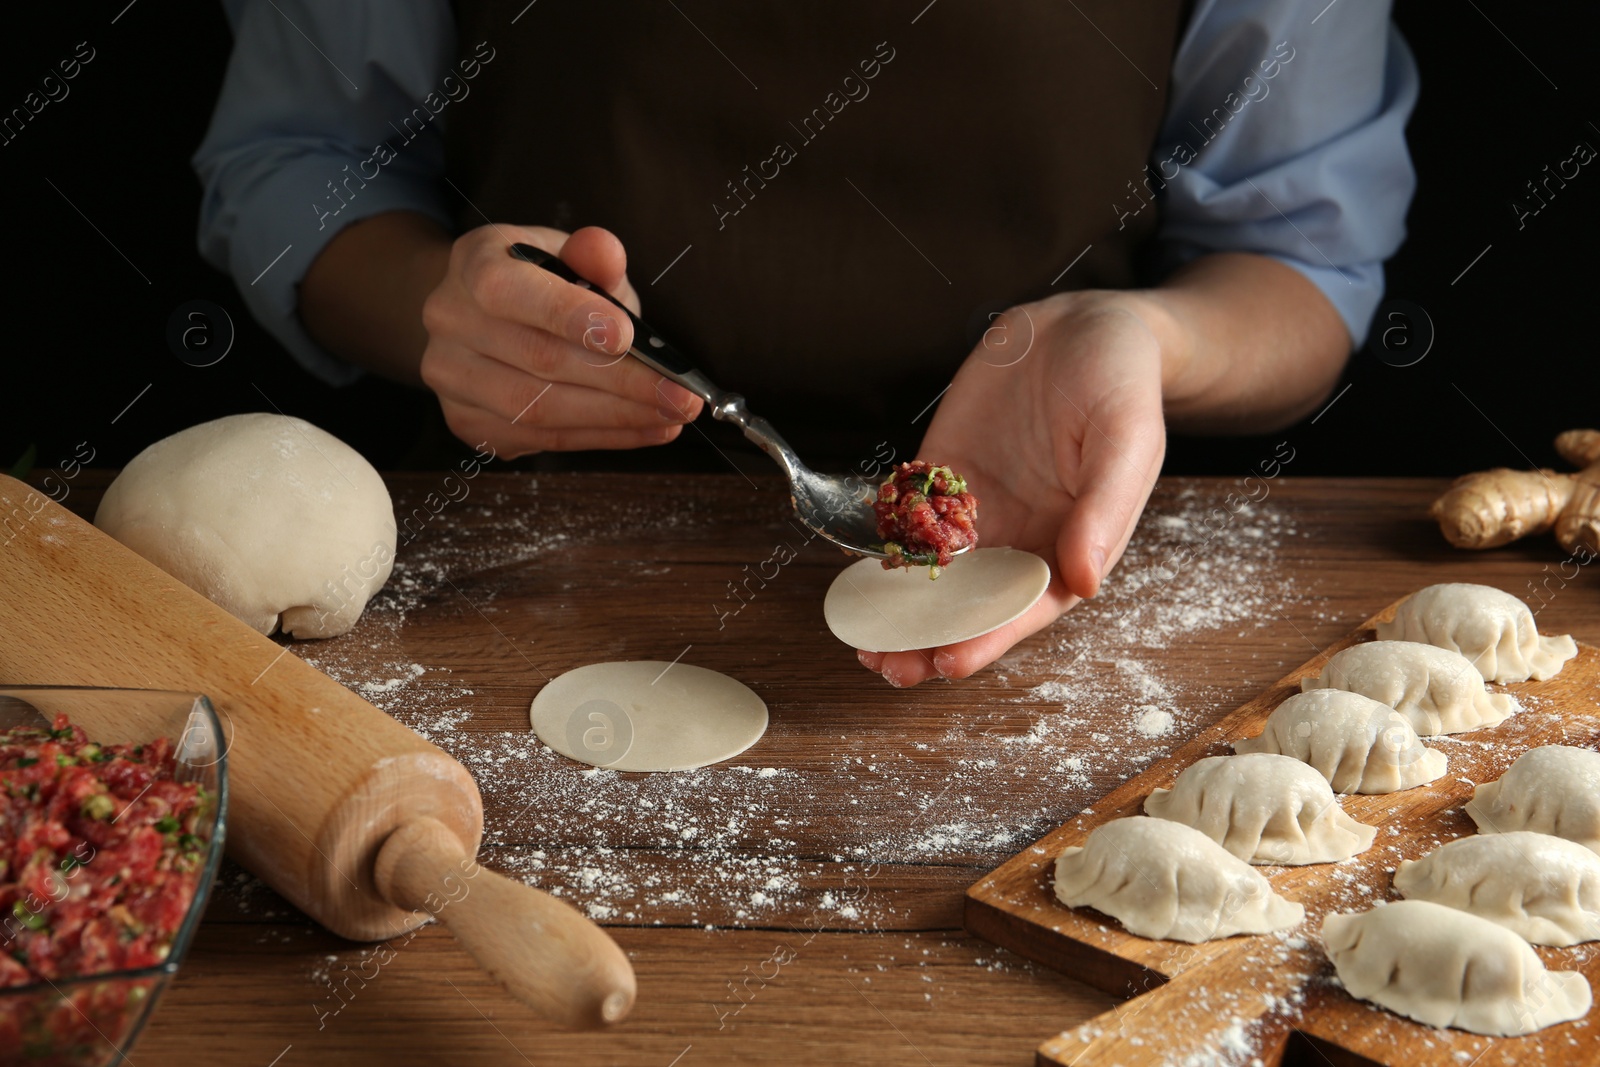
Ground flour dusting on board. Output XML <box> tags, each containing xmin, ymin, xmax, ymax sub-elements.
<box><xmin>297</xmin><ymin>481</ymin><xmax>1314</xmax><ymax>937</ymax></box>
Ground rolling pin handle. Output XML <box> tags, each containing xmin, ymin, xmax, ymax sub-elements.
<box><xmin>373</xmin><ymin>817</ymin><xmax>636</xmax><ymax>1029</ymax></box>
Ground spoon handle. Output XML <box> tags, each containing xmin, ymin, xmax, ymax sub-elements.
<box><xmin>507</xmin><ymin>243</ymin><xmax>720</xmax><ymax>399</ymax></box>
<box><xmin>507</xmin><ymin>243</ymin><xmax>799</xmax><ymax>471</ymax></box>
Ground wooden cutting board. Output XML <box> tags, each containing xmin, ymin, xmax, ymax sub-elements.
<box><xmin>964</xmin><ymin>596</ymin><xmax>1600</xmax><ymax>1067</ymax></box>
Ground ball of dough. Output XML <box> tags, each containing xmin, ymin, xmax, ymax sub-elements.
<box><xmin>95</xmin><ymin>413</ymin><xmax>396</xmax><ymax>639</ymax></box>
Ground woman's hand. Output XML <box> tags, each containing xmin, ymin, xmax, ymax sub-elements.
<box><xmin>419</xmin><ymin>224</ymin><xmax>703</xmax><ymax>457</ymax></box>
<box><xmin>857</xmin><ymin>290</ymin><xmax>1169</xmax><ymax>686</ymax></box>
<box><xmin>855</xmin><ymin>252</ymin><xmax>1351</xmax><ymax>687</ymax></box>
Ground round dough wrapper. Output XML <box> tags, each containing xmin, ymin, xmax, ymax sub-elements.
<box><xmin>94</xmin><ymin>412</ymin><xmax>395</xmax><ymax>639</ymax></box>
<box><xmin>530</xmin><ymin>661</ymin><xmax>767</xmax><ymax>772</ymax></box>
<box><xmin>824</xmin><ymin>547</ymin><xmax>1051</xmax><ymax>653</ymax></box>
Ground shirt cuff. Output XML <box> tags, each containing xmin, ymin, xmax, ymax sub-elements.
<box><xmin>1265</xmin><ymin>255</ymin><xmax>1384</xmax><ymax>348</ymax></box>
<box><xmin>199</xmin><ymin>148</ymin><xmax>453</xmax><ymax>386</ymax></box>
<box><xmin>1160</xmin><ymin>240</ymin><xmax>1386</xmax><ymax>348</ymax></box>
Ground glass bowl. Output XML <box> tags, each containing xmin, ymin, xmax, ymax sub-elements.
<box><xmin>0</xmin><ymin>687</ymin><xmax>228</xmax><ymax>1066</ymax></box>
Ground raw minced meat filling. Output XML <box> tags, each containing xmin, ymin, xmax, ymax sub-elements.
<box><xmin>0</xmin><ymin>715</ymin><xmax>209</xmax><ymax>987</ymax></box>
<box><xmin>872</xmin><ymin>461</ymin><xmax>979</xmax><ymax>575</ymax></box>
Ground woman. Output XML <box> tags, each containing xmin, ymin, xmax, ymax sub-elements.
<box><xmin>195</xmin><ymin>0</ymin><xmax>1416</xmax><ymax>685</ymax></box>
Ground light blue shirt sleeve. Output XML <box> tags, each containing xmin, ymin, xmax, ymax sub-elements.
<box><xmin>193</xmin><ymin>0</ymin><xmax>457</xmax><ymax>385</ymax></box>
<box><xmin>1153</xmin><ymin>0</ymin><xmax>1419</xmax><ymax>347</ymax></box>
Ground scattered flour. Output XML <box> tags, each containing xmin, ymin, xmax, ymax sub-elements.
<box><xmin>284</xmin><ymin>479</ymin><xmax>1314</xmax><ymax>946</ymax></box>
<box><xmin>1133</xmin><ymin>707</ymin><xmax>1175</xmax><ymax>738</ymax></box>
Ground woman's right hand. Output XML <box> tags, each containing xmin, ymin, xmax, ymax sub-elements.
<box><xmin>420</xmin><ymin>224</ymin><xmax>704</xmax><ymax>457</ymax></box>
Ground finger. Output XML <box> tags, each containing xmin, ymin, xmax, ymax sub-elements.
<box><xmin>929</xmin><ymin>583</ymin><xmax>1079</xmax><ymax>680</ymax></box>
<box><xmin>877</xmin><ymin>649</ymin><xmax>942</xmax><ymax>688</ymax></box>
<box><xmin>470</xmin><ymin>240</ymin><xmax>636</xmax><ymax>356</ymax></box>
<box><xmin>872</xmin><ymin>581</ymin><xmax>1077</xmax><ymax>686</ymax></box>
<box><xmin>854</xmin><ymin>641</ymin><xmax>940</xmax><ymax>687</ymax></box>
<box><xmin>613</xmin><ymin>273</ymin><xmax>642</xmax><ymax>317</ymax></box>
<box><xmin>437</xmin><ymin>348</ymin><xmax>687</xmax><ymax>431</ymax></box>
<box><xmin>1056</xmin><ymin>400</ymin><xmax>1164</xmax><ymax>600</ymax></box>
<box><xmin>558</xmin><ymin>227</ymin><xmax>641</xmax><ymax>315</ymax></box>
<box><xmin>863</xmin><ymin>568</ymin><xmax>1079</xmax><ymax>687</ymax></box>
<box><xmin>457</xmin><ymin>314</ymin><xmax>702</xmax><ymax>418</ymax></box>
<box><xmin>440</xmin><ymin>399</ymin><xmax>684</xmax><ymax>458</ymax></box>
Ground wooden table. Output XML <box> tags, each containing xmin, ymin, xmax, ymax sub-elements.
<box><xmin>45</xmin><ymin>473</ymin><xmax>1600</xmax><ymax>1066</ymax></box>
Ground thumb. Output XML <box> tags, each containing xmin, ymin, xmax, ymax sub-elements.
<box><xmin>1055</xmin><ymin>410</ymin><xmax>1164</xmax><ymax>600</ymax></box>
<box><xmin>559</xmin><ymin>226</ymin><xmax>639</xmax><ymax>313</ymax></box>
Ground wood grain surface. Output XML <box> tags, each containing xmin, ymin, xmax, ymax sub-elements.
<box><xmin>15</xmin><ymin>472</ymin><xmax>1600</xmax><ymax>1067</ymax></box>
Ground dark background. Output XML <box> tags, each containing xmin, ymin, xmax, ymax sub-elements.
<box><xmin>1</xmin><ymin>2</ymin><xmax>1594</xmax><ymax>479</ymax></box>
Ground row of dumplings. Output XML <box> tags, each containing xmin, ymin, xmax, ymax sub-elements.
<box><xmin>1053</xmin><ymin>583</ymin><xmax>1595</xmax><ymax>1037</ymax></box>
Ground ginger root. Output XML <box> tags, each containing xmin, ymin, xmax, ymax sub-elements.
<box><xmin>1431</xmin><ymin>429</ymin><xmax>1600</xmax><ymax>555</ymax></box>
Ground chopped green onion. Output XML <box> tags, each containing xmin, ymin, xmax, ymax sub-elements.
<box><xmin>922</xmin><ymin>465</ymin><xmax>967</xmax><ymax>495</ymax></box>
<box><xmin>81</xmin><ymin>794</ymin><xmax>116</xmax><ymax>821</ymax></box>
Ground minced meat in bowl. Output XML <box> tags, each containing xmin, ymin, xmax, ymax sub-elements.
<box><xmin>0</xmin><ymin>688</ymin><xmax>227</xmax><ymax>1067</ymax></box>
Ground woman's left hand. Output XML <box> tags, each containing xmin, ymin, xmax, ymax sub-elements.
<box><xmin>856</xmin><ymin>290</ymin><xmax>1169</xmax><ymax>686</ymax></box>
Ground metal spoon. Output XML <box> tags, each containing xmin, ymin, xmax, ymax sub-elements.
<box><xmin>509</xmin><ymin>243</ymin><xmax>964</xmax><ymax>563</ymax></box>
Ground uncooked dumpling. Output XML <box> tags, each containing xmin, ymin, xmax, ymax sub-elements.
<box><xmin>95</xmin><ymin>413</ymin><xmax>395</xmax><ymax>639</ymax></box>
<box><xmin>1374</xmin><ymin>583</ymin><xmax>1576</xmax><ymax>683</ymax></box>
<box><xmin>1394</xmin><ymin>832</ymin><xmax>1600</xmax><ymax>946</ymax></box>
<box><xmin>1144</xmin><ymin>753</ymin><xmax>1377</xmax><ymax>865</ymax></box>
<box><xmin>1053</xmin><ymin>817</ymin><xmax>1303</xmax><ymax>942</ymax></box>
<box><xmin>1300</xmin><ymin>640</ymin><xmax>1517</xmax><ymax>735</ymax></box>
<box><xmin>1322</xmin><ymin>900</ymin><xmax>1592</xmax><ymax>1036</ymax></box>
<box><xmin>1233</xmin><ymin>689</ymin><xmax>1447</xmax><ymax>794</ymax></box>
<box><xmin>1465</xmin><ymin>745</ymin><xmax>1600</xmax><ymax>852</ymax></box>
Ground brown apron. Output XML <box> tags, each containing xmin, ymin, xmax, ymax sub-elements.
<box><xmin>448</xmin><ymin>0</ymin><xmax>1187</xmax><ymax>467</ymax></box>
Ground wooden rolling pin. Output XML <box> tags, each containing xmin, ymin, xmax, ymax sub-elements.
<box><xmin>0</xmin><ymin>475</ymin><xmax>634</xmax><ymax>1028</ymax></box>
